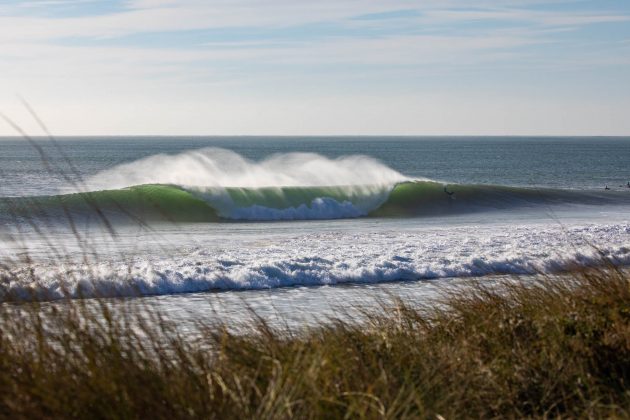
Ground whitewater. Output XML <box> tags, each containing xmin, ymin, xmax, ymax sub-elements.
<box><xmin>1</xmin><ymin>136</ymin><xmax>630</xmax><ymax>306</ymax></box>
<box><xmin>3</xmin><ymin>221</ymin><xmax>630</xmax><ymax>300</ymax></box>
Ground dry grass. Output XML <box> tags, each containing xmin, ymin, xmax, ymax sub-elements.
<box><xmin>0</xmin><ymin>269</ymin><xmax>629</xmax><ymax>419</ymax></box>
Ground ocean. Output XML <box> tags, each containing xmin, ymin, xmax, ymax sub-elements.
<box><xmin>1</xmin><ymin>136</ymin><xmax>630</xmax><ymax>325</ymax></box>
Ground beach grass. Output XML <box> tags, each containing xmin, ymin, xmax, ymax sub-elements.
<box><xmin>1</xmin><ymin>267</ymin><xmax>630</xmax><ymax>418</ymax></box>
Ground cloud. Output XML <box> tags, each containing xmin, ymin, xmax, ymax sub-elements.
<box><xmin>0</xmin><ymin>0</ymin><xmax>627</xmax><ymax>42</ymax></box>
<box><xmin>424</xmin><ymin>8</ymin><xmax>630</xmax><ymax>27</ymax></box>
<box><xmin>0</xmin><ymin>0</ymin><xmax>629</xmax><ymax>135</ymax></box>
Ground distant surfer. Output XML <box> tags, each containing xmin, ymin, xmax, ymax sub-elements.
<box><xmin>444</xmin><ymin>186</ymin><xmax>456</xmax><ymax>199</ymax></box>
<box><xmin>605</xmin><ymin>185</ymin><xmax>610</xmax><ymax>190</ymax></box>
<box><xmin>627</xmin><ymin>182</ymin><xmax>630</xmax><ymax>188</ymax></box>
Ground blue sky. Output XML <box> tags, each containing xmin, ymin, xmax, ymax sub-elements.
<box><xmin>0</xmin><ymin>0</ymin><xmax>629</xmax><ymax>135</ymax></box>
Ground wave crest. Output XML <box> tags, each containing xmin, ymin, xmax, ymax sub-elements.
<box><xmin>86</xmin><ymin>147</ymin><xmax>408</xmax><ymax>190</ymax></box>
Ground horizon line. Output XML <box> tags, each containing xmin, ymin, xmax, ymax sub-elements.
<box><xmin>1</xmin><ymin>134</ymin><xmax>630</xmax><ymax>139</ymax></box>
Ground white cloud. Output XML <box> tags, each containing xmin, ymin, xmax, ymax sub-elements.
<box><xmin>0</xmin><ymin>0</ymin><xmax>628</xmax><ymax>135</ymax></box>
<box><xmin>0</xmin><ymin>0</ymin><xmax>627</xmax><ymax>42</ymax></box>
<box><xmin>424</xmin><ymin>8</ymin><xmax>630</xmax><ymax>26</ymax></box>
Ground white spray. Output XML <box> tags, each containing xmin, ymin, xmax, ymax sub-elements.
<box><xmin>86</xmin><ymin>148</ymin><xmax>412</xmax><ymax>220</ymax></box>
<box><xmin>87</xmin><ymin>147</ymin><xmax>408</xmax><ymax>189</ymax></box>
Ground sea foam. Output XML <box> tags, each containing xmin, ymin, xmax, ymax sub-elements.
<box><xmin>3</xmin><ymin>222</ymin><xmax>629</xmax><ymax>301</ymax></box>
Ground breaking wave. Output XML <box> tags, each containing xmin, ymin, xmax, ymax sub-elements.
<box><xmin>2</xmin><ymin>223</ymin><xmax>630</xmax><ymax>301</ymax></box>
<box><xmin>3</xmin><ymin>181</ymin><xmax>630</xmax><ymax>223</ymax></box>
<box><xmin>2</xmin><ymin>147</ymin><xmax>630</xmax><ymax>223</ymax></box>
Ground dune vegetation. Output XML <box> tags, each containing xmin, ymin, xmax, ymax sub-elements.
<box><xmin>1</xmin><ymin>267</ymin><xmax>630</xmax><ymax>418</ymax></box>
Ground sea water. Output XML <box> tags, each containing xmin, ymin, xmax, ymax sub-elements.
<box><xmin>1</xmin><ymin>137</ymin><xmax>629</xmax><ymax>325</ymax></box>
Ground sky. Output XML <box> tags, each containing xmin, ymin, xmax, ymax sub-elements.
<box><xmin>0</xmin><ymin>0</ymin><xmax>629</xmax><ymax>136</ymax></box>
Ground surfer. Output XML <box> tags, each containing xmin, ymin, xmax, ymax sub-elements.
<box><xmin>605</xmin><ymin>185</ymin><xmax>610</xmax><ymax>190</ymax></box>
<box><xmin>444</xmin><ymin>186</ymin><xmax>456</xmax><ymax>199</ymax></box>
<box><xmin>627</xmin><ymin>181</ymin><xmax>630</xmax><ymax>188</ymax></box>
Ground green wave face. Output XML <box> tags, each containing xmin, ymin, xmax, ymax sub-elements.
<box><xmin>2</xmin><ymin>181</ymin><xmax>629</xmax><ymax>224</ymax></box>
<box><xmin>372</xmin><ymin>181</ymin><xmax>630</xmax><ymax>217</ymax></box>
<box><xmin>373</xmin><ymin>182</ymin><xmax>529</xmax><ymax>217</ymax></box>
<box><xmin>3</xmin><ymin>185</ymin><xmax>219</xmax><ymax>223</ymax></box>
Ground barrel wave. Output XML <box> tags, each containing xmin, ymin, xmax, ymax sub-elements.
<box><xmin>3</xmin><ymin>181</ymin><xmax>630</xmax><ymax>224</ymax></box>
<box><xmin>3</xmin><ymin>147</ymin><xmax>629</xmax><ymax>223</ymax></box>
